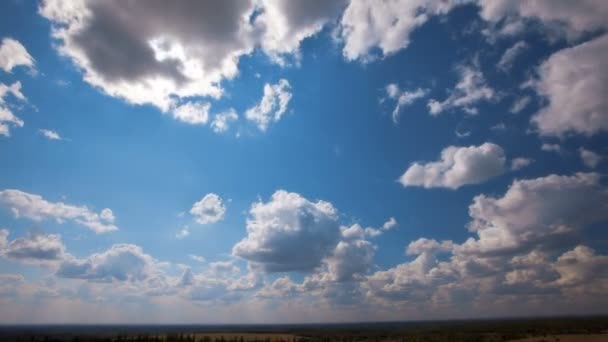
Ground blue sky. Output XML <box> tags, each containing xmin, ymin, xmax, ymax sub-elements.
<box><xmin>0</xmin><ymin>0</ymin><xmax>607</xmax><ymax>323</ymax></box>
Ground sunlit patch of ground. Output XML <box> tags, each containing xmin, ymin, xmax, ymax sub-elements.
<box><xmin>510</xmin><ymin>333</ymin><xmax>608</xmax><ymax>342</ymax></box>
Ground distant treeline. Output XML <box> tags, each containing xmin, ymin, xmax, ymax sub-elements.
<box><xmin>2</xmin><ymin>316</ymin><xmax>608</xmax><ymax>342</ymax></box>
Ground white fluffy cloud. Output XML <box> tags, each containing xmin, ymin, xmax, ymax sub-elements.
<box><xmin>399</xmin><ymin>143</ymin><xmax>506</xmax><ymax>189</ymax></box>
<box><xmin>464</xmin><ymin>173</ymin><xmax>608</xmax><ymax>256</ymax></box>
<box><xmin>38</xmin><ymin>0</ymin><xmax>335</xmax><ymax>122</ymax></box>
<box><xmin>38</xmin><ymin>129</ymin><xmax>63</xmax><ymax>140</ymax></box>
<box><xmin>57</xmin><ymin>244</ymin><xmax>160</xmax><ymax>282</ymax></box>
<box><xmin>232</xmin><ymin>190</ymin><xmax>341</xmax><ymax>272</ymax></box>
<box><xmin>171</xmin><ymin>102</ymin><xmax>210</xmax><ymax>125</ymax></box>
<box><xmin>579</xmin><ymin>148</ymin><xmax>602</xmax><ymax>169</ymax></box>
<box><xmin>256</xmin><ymin>0</ymin><xmax>348</xmax><ymax>64</ymax></box>
<box><xmin>211</xmin><ymin>109</ymin><xmax>238</xmax><ymax>134</ymax></box>
<box><xmin>531</xmin><ymin>34</ymin><xmax>608</xmax><ymax>136</ymax></box>
<box><xmin>339</xmin><ymin>0</ymin><xmax>458</xmax><ymax>61</ymax></box>
<box><xmin>190</xmin><ymin>193</ymin><xmax>226</xmax><ymax>225</ymax></box>
<box><xmin>365</xmin><ymin>173</ymin><xmax>608</xmax><ymax>309</ymax></box>
<box><xmin>427</xmin><ymin>64</ymin><xmax>495</xmax><ymax>115</ymax></box>
<box><xmin>245</xmin><ymin>79</ymin><xmax>292</xmax><ymax>131</ymax></box>
<box><xmin>0</xmin><ymin>81</ymin><xmax>26</xmax><ymax>137</ymax></box>
<box><xmin>384</xmin><ymin>84</ymin><xmax>428</xmax><ymax>123</ymax></box>
<box><xmin>1</xmin><ymin>232</ymin><xmax>66</xmax><ymax>265</ymax></box>
<box><xmin>0</xmin><ymin>189</ymin><xmax>117</xmax><ymax>233</ymax></box>
<box><xmin>510</xmin><ymin>157</ymin><xmax>533</xmax><ymax>171</ymax></box>
<box><xmin>0</xmin><ymin>38</ymin><xmax>35</xmax><ymax>73</ymax></box>
<box><xmin>478</xmin><ymin>0</ymin><xmax>608</xmax><ymax>39</ymax></box>
<box><xmin>541</xmin><ymin>143</ymin><xmax>561</xmax><ymax>153</ymax></box>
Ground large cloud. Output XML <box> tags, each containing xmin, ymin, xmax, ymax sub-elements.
<box><xmin>256</xmin><ymin>0</ymin><xmax>348</xmax><ymax>64</ymax></box>
<box><xmin>232</xmin><ymin>190</ymin><xmax>341</xmax><ymax>272</ymax></box>
<box><xmin>0</xmin><ymin>189</ymin><xmax>117</xmax><ymax>233</ymax></box>
<box><xmin>339</xmin><ymin>0</ymin><xmax>458</xmax><ymax>61</ymax></box>
<box><xmin>478</xmin><ymin>0</ymin><xmax>608</xmax><ymax>39</ymax></box>
<box><xmin>365</xmin><ymin>173</ymin><xmax>608</xmax><ymax>311</ymax></box>
<box><xmin>39</xmin><ymin>0</ymin><xmax>336</xmax><ymax>120</ymax></box>
<box><xmin>57</xmin><ymin>244</ymin><xmax>160</xmax><ymax>282</ymax></box>
<box><xmin>463</xmin><ymin>173</ymin><xmax>608</xmax><ymax>256</ymax></box>
<box><xmin>399</xmin><ymin>143</ymin><xmax>506</xmax><ymax>189</ymax></box>
<box><xmin>531</xmin><ymin>34</ymin><xmax>608</xmax><ymax>136</ymax></box>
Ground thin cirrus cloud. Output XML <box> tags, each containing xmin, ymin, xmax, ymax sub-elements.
<box><xmin>0</xmin><ymin>189</ymin><xmax>117</xmax><ymax>233</ymax></box>
<box><xmin>384</xmin><ymin>84</ymin><xmax>428</xmax><ymax>123</ymax></box>
<box><xmin>427</xmin><ymin>64</ymin><xmax>495</xmax><ymax>116</ymax></box>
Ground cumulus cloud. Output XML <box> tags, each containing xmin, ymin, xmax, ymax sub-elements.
<box><xmin>232</xmin><ymin>190</ymin><xmax>340</xmax><ymax>272</ymax></box>
<box><xmin>171</xmin><ymin>102</ymin><xmax>210</xmax><ymax>125</ymax></box>
<box><xmin>190</xmin><ymin>193</ymin><xmax>226</xmax><ymax>225</ymax></box>
<box><xmin>0</xmin><ymin>81</ymin><xmax>26</xmax><ymax>137</ymax></box>
<box><xmin>399</xmin><ymin>143</ymin><xmax>506</xmax><ymax>189</ymax></box>
<box><xmin>365</xmin><ymin>173</ymin><xmax>608</xmax><ymax>308</ymax></box>
<box><xmin>57</xmin><ymin>244</ymin><xmax>160</xmax><ymax>282</ymax></box>
<box><xmin>478</xmin><ymin>0</ymin><xmax>608</xmax><ymax>40</ymax></box>
<box><xmin>0</xmin><ymin>38</ymin><xmax>35</xmax><ymax>73</ymax></box>
<box><xmin>553</xmin><ymin>246</ymin><xmax>608</xmax><ymax>286</ymax></box>
<box><xmin>327</xmin><ymin>238</ymin><xmax>375</xmax><ymax>282</ymax></box>
<box><xmin>384</xmin><ymin>84</ymin><xmax>428</xmax><ymax>123</ymax></box>
<box><xmin>427</xmin><ymin>64</ymin><xmax>495</xmax><ymax>116</ymax></box>
<box><xmin>38</xmin><ymin>0</ymin><xmax>335</xmax><ymax>122</ymax></box>
<box><xmin>38</xmin><ymin>129</ymin><xmax>63</xmax><ymax>140</ymax></box>
<box><xmin>382</xmin><ymin>217</ymin><xmax>398</xmax><ymax>231</ymax></box>
<box><xmin>245</xmin><ymin>79</ymin><xmax>292</xmax><ymax>131</ymax></box>
<box><xmin>339</xmin><ymin>0</ymin><xmax>458</xmax><ymax>61</ymax></box>
<box><xmin>256</xmin><ymin>0</ymin><xmax>348</xmax><ymax>64</ymax></box>
<box><xmin>0</xmin><ymin>189</ymin><xmax>117</xmax><ymax>233</ymax></box>
<box><xmin>541</xmin><ymin>143</ymin><xmax>561</xmax><ymax>153</ymax></box>
<box><xmin>510</xmin><ymin>157</ymin><xmax>533</xmax><ymax>171</ymax></box>
<box><xmin>579</xmin><ymin>148</ymin><xmax>602</xmax><ymax>169</ymax></box>
<box><xmin>464</xmin><ymin>173</ymin><xmax>608</xmax><ymax>256</ymax></box>
<box><xmin>497</xmin><ymin>40</ymin><xmax>527</xmax><ymax>71</ymax></box>
<box><xmin>1</xmin><ymin>232</ymin><xmax>66</xmax><ymax>265</ymax></box>
<box><xmin>210</xmin><ymin>108</ymin><xmax>238</xmax><ymax>134</ymax></box>
<box><xmin>531</xmin><ymin>34</ymin><xmax>608</xmax><ymax>136</ymax></box>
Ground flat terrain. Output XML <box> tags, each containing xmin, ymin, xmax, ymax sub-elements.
<box><xmin>511</xmin><ymin>334</ymin><xmax>608</xmax><ymax>342</ymax></box>
<box><xmin>1</xmin><ymin>317</ymin><xmax>607</xmax><ymax>342</ymax></box>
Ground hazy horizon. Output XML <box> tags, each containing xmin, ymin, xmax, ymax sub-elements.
<box><xmin>0</xmin><ymin>0</ymin><xmax>607</xmax><ymax>324</ymax></box>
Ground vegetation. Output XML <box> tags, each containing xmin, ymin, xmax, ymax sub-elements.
<box><xmin>2</xmin><ymin>316</ymin><xmax>607</xmax><ymax>342</ymax></box>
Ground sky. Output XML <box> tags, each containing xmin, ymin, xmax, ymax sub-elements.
<box><xmin>0</xmin><ymin>0</ymin><xmax>607</xmax><ymax>324</ymax></box>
